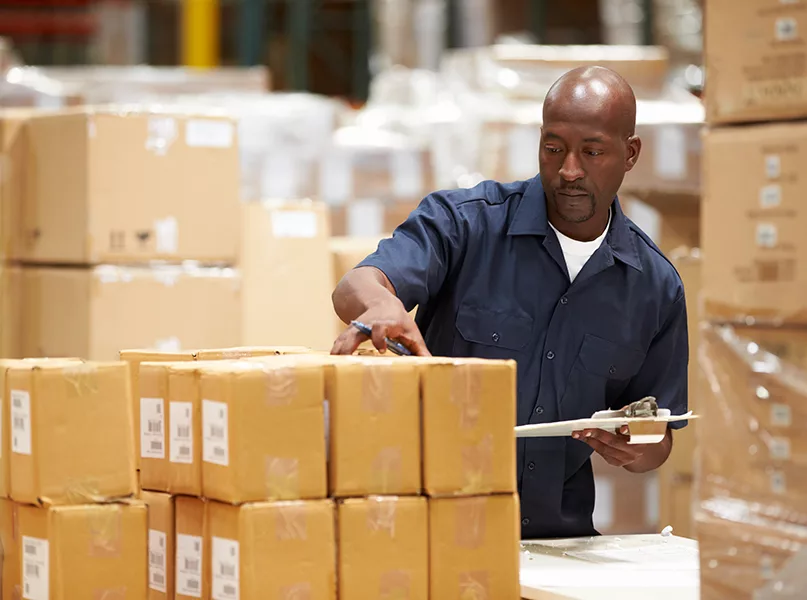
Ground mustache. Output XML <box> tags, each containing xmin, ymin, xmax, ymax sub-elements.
<box><xmin>556</xmin><ymin>186</ymin><xmax>589</xmax><ymax>194</ymax></box>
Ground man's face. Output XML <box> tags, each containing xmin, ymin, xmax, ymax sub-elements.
<box><xmin>539</xmin><ymin>108</ymin><xmax>639</xmax><ymax>225</ymax></box>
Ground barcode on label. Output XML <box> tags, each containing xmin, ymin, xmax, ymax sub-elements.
<box><xmin>194</xmin><ymin>540</ymin><xmax>201</xmax><ymax>552</ymax></box>
<box><xmin>221</xmin><ymin>563</ymin><xmax>236</xmax><ymax>577</ymax></box>
<box><xmin>153</xmin><ymin>573</ymin><xmax>165</xmax><ymax>586</ymax></box>
<box><xmin>224</xmin><ymin>584</ymin><xmax>237</xmax><ymax>596</ymax></box>
<box><xmin>177</xmin><ymin>425</ymin><xmax>191</xmax><ymax>439</ymax></box>
<box><xmin>148</xmin><ymin>420</ymin><xmax>162</xmax><ymax>434</ymax></box>
<box><xmin>185</xmin><ymin>558</ymin><xmax>200</xmax><ymax>572</ymax></box>
<box><xmin>210</xmin><ymin>425</ymin><xmax>225</xmax><ymax>439</ymax></box>
<box><xmin>151</xmin><ymin>441</ymin><xmax>163</xmax><ymax>452</ymax></box>
<box><xmin>14</xmin><ymin>417</ymin><xmax>25</xmax><ymax>430</ymax></box>
<box><xmin>214</xmin><ymin>447</ymin><xmax>225</xmax><ymax>458</ymax></box>
<box><xmin>179</xmin><ymin>446</ymin><xmax>191</xmax><ymax>456</ymax></box>
<box><xmin>13</xmin><ymin>397</ymin><xmax>22</xmax><ymax>408</ymax></box>
<box><xmin>26</xmin><ymin>564</ymin><xmax>39</xmax><ymax>577</ymax></box>
<box><xmin>150</xmin><ymin>551</ymin><xmax>164</xmax><ymax>567</ymax></box>
<box><xmin>25</xmin><ymin>543</ymin><xmax>37</xmax><ymax>556</ymax></box>
<box><xmin>188</xmin><ymin>579</ymin><xmax>200</xmax><ymax>590</ymax></box>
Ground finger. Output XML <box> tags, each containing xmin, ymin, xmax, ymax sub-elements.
<box><xmin>585</xmin><ymin>437</ymin><xmax>637</xmax><ymax>467</ymax></box>
<box><xmin>371</xmin><ymin>322</ymin><xmax>390</xmax><ymax>353</ymax></box>
<box><xmin>403</xmin><ymin>326</ymin><xmax>432</xmax><ymax>357</ymax></box>
<box><xmin>587</xmin><ymin>429</ymin><xmax>640</xmax><ymax>455</ymax></box>
<box><xmin>331</xmin><ymin>327</ymin><xmax>366</xmax><ymax>355</ymax></box>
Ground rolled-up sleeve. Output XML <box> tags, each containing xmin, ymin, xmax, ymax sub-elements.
<box><xmin>357</xmin><ymin>192</ymin><xmax>467</xmax><ymax>312</ymax></box>
<box><xmin>617</xmin><ymin>291</ymin><xmax>689</xmax><ymax>429</ymax></box>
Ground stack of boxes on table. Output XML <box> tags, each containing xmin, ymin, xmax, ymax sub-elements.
<box><xmin>0</xmin><ymin>348</ymin><xmax>521</xmax><ymax>598</ymax></box>
<box><xmin>697</xmin><ymin>1</ymin><xmax>807</xmax><ymax>597</ymax></box>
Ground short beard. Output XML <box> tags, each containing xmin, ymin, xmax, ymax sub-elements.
<box><xmin>553</xmin><ymin>192</ymin><xmax>597</xmax><ymax>223</ymax></box>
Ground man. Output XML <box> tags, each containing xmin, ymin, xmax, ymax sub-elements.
<box><xmin>331</xmin><ymin>66</ymin><xmax>688</xmax><ymax>539</ymax></box>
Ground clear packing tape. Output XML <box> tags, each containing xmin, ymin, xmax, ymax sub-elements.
<box><xmin>697</xmin><ymin>322</ymin><xmax>807</xmax><ymax>599</ymax></box>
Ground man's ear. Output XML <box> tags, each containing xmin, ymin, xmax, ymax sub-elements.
<box><xmin>625</xmin><ymin>135</ymin><xmax>642</xmax><ymax>172</ymax></box>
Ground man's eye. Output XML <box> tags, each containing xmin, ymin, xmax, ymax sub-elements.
<box><xmin>586</xmin><ymin>150</ymin><xmax>603</xmax><ymax>157</ymax></box>
<box><xmin>545</xmin><ymin>147</ymin><xmax>562</xmax><ymax>153</ymax></box>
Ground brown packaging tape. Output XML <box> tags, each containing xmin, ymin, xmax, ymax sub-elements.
<box><xmin>265</xmin><ymin>457</ymin><xmax>300</xmax><ymax>500</ymax></box>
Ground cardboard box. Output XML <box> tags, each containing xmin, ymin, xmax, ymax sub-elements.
<box><xmin>338</xmin><ymin>496</ymin><xmax>428</xmax><ymax>600</ymax></box>
<box><xmin>142</xmin><ymin>491</ymin><xmax>175</xmax><ymax>599</ymax></box>
<box><xmin>592</xmin><ymin>454</ymin><xmax>660</xmax><ymax>535</ymax></box>
<box><xmin>0</xmin><ymin>498</ymin><xmax>20</xmax><ymax>600</ymax></box>
<box><xmin>207</xmin><ymin>499</ymin><xmax>336</xmax><ymax>599</ymax></box>
<box><xmin>429</xmin><ymin>494</ymin><xmax>520</xmax><ymax>600</ymax></box>
<box><xmin>7</xmin><ymin>361</ymin><xmax>137</xmax><ymax>505</ymax></box>
<box><xmin>418</xmin><ymin>358</ymin><xmax>517</xmax><ymax>496</ymax></box>
<box><xmin>11</xmin><ymin>108</ymin><xmax>240</xmax><ymax>264</ymax></box>
<box><xmin>200</xmin><ymin>360</ymin><xmax>327</xmax><ymax>504</ymax></box>
<box><xmin>241</xmin><ymin>201</ymin><xmax>335</xmax><ymax>352</ymax></box>
<box><xmin>660</xmin><ymin>475</ymin><xmax>694</xmax><ymax>540</ymax></box>
<box><xmin>0</xmin><ymin>265</ymin><xmax>22</xmax><ymax>358</ymax></box>
<box><xmin>705</xmin><ymin>0</ymin><xmax>807</xmax><ymax>125</ymax></box>
<box><xmin>329</xmin><ymin>199</ymin><xmax>421</xmax><ymax>238</ymax></box>
<box><xmin>328</xmin><ymin>357</ymin><xmax>421</xmax><ymax>496</ymax></box>
<box><xmin>17</xmin><ymin>502</ymin><xmax>148</xmax><ymax>598</ymax></box>
<box><xmin>702</xmin><ymin>122</ymin><xmax>807</xmax><ymax>324</ymax></box>
<box><xmin>22</xmin><ymin>264</ymin><xmax>242</xmax><ymax>361</ymax></box>
<box><xmin>175</xmin><ymin>496</ymin><xmax>209</xmax><ymax>600</ymax></box>
<box><xmin>622</xmin><ymin>194</ymin><xmax>700</xmax><ymax>256</ymax></box>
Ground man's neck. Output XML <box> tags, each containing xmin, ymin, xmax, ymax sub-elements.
<box><xmin>548</xmin><ymin>210</ymin><xmax>611</xmax><ymax>242</ymax></box>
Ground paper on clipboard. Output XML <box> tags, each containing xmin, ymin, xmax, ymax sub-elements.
<box><xmin>515</xmin><ymin>411</ymin><xmax>697</xmax><ymax>444</ymax></box>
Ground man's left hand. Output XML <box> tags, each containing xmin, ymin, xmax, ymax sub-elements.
<box><xmin>572</xmin><ymin>426</ymin><xmax>673</xmax><ymax>473</ymax></box>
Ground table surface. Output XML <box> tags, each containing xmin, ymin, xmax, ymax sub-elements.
<box><xmin>520</xmin><ymin>534</ymin><xmax>700</xmax><ymax>600</ymax></box>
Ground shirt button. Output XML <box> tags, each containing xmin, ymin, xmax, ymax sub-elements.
<box><xmin>522</xmin><ymin>517</ymin><xmax>530</xmax><ymax>527</ymax></box>
<box><xmin>546</xmin><ymin>351</ymin><xmax>555</xmax><ymax>360</ymax></box>
<box><xmin>491</xmin><ymin>332</ymin><xmax>500</xmax><ymax>343</ymax></box>
<box><xmin>560</xmin><ymin>296</ymin><xmax>568</xmax><ymax>305</ymax></box>
<box><xmin>609</xmin><ymin>365</ymin><xmax>616</xmax><ymax>375</ymax></box>
<box><xmin>528</xmin><ymin>462</ymin><xmax>536</xmax><ymax>471</ymax></box>
<box><xmin>535</xmin><ymin>405</ymin><xmax>544</xmax><ymax>415</ymax></box>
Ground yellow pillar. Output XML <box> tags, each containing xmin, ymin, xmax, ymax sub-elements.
<box><xmin>182</xmin><ymin>0</ymin><xmax>220</xmax><ymax>68</ymax></box>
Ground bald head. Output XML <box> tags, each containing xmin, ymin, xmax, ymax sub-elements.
<box><xmin>544</xmin><ymin>66</ymin><xmax>637</xmax><ymax>138</ymax></box>
<box><xmin>538</xmin><ymin>66</ymin><xmax>642</xmax><ymax>242</ymax></box>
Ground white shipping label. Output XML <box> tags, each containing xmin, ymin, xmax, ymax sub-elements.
<box><xmin>170</xmin><ymin>401</ymin><xmax>194</xmax><ymax>464</ymax></box>
<box><xmin>203</xmin><ymin>400</ymin><xmax>229</xmax><ymax>466</ymax></box>
<box><xmin>765</xmin><ymin>154</ymin><xmax>781</xmax><ymax>179</ymax></box>
<box><xmin>771</xmin><ymin>403</ymin><xmax>792</xmax><ymax>427</ymax></box>
<box><xmin>154</xmin><ymin>216</ymin><xmax>179</xmax><ymax>254</ymax></box>
<box><xmin>212</xmin><ymin>537</ymin><xmax>240</xmax><ymax>600</ymax></box>
<box><xmin>22</xmin><ymin>536</ymin><xmax>49</xmax><ymax>600</ymax></box>
<box><xmin>149</xmin><ymin>529</ymin><xmax>168</xmax><ymax>593</ymax></box>
<box><xmin>176</xmin><ymin>534</ymin><xmax>203</xmax><ymax>598</ymax></box>
<box><xmin>507</xmin><ymin>126</ymin><xmax>540</xmax><ymax>180</ymax></box>
<box><xmin>319</xmin><ymin>154</ymin><xmax>353</xmax><ymax>206</ymax></box>
<box><xmin>271</xmin><ymin>210</ymin><xmax>318</xmax><ymax>239</ymax></box>
<box><xmin>390</xmin><ymin>150</ymin><xmax>424</xmax><ymax>199</ymax></box>
<box><xmin>654</xmin><ymin>126</ymin><xmax>687</xmax><ymax>180</ymax></box>
<box><xmin>759</xmin><ymin>184</ymin><xmax>782</xmax><ymax>208</ymax></box>
<box><xmin>347</xmin><ymin>199</ymin><xmax>385</xmax><ymax>237</ymax></box>
<box><xmin>756</xmin><ymin>223</ymin><xmax>778</xmax><ymax>248</ymax></box>
<box><xmin>141</xmin><ymin>397</ymin><xmax>165</xmax><ymax>459</ymax></box>
<box><xmin>147</xmin><ymin>117</ymin><xmax>178</xmax><ymax>154</ymax></box>
<box><xmin>156</xmin><ymin>336</ymin><xmax>182</xmax><ymax>352</ymax></box>
<box><xmin>776</xmin><ymin>17</ymin><xmax>798</xmax><ymax>41</ymax></box>
<box><xmin>11</xmin><ymin>390</ymin><xmax>31</xmax><ymax>455</ymax></box>
<box><xmin>262</xmin><ymin>154</ymin><xmax>300</xmax><ymax>200</ymax></box>
<box><xmin>770</xmin><ymin>471</ymin><xmax>787</xmax><ymax>495</ymax></box>
<box><xmin>769</xmin><ymin>437</ymin><xmax>791</xmax><ymax>460</ymax></box>
<box><xmin>186</xmin><ymin>119</ymin><xmax>235</xmax><ymax>148</ymax></box>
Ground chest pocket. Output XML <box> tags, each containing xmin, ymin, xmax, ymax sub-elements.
<box><xmin>560</xmin><ymin>333</ymin><xmax>646</xmax><ymax>419</ymax></box>
<box><xmin>454</xmin><ymin>304</ymin><xmax>533</xmax><ymax>358</ymax></box>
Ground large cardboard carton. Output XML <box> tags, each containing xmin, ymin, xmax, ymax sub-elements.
<box><xmin>241</xmin><ymin>201</ymin><xmax>334</xmax><ymax>351</ymax></box>
<box><xmin>622</xmin><ymin>194</ymin><xmax>700</xmax><ymax>256</ymax></box>
<box><xmin>175</xmin><ymin>496</ymin><xmax>209</xmax><ymax>600</ymax></box>
<box><xmin>7</xmin><ymin>361</ymin><xmax>137</xmax><ymax>505</ymax></box>
<box><xmin>200</xmin><ymin>360</ymin><xmax>327</xmax><ymax>504</ymax></box>
<box><xmin>142</xmin><ymin>491</ymin><xmax>175</xmax><ymax>600</ymax></box>
<box><xmin>0</xmin><ymin>265</ymin><xmax>22</xmax><ymax>359</ymax></box>
<box><xmin>429</xmin><ymin>494</ymin><xmax>520</xmax><ymax>600</ymax></box>
<box><xmin>329</xmin><ymin>199</ymin><xmax>421</xmax><ymax>238</ymax></box>
<box><xmin>702</xmin><ymin>122</ymin><xmax>807</xmax><ymax>324</ymax></box>
<box><xmin>705</xmin><ymin>0</ymin><xmax>807</xmax><ymax>125</ymax></box>
<box><xmin>206</xmin><ymin>499</ymin><xmax>336</xmax><ymax>599</ymax></box>
<box><xmin>0</xmin><ymin>498</ymin><xmax>20</xmax><ymax>600</ymax></box>
<box><xmin>338</xmin><ymin>496</ymin><xmax>428</xmax><ymax>600</ymax></box>
<box><xmin>22</xmin><ymin>264</ymin><xmax>242</xmax><ymax>361</ymax></box>
<box><xmin>17</xmin><ymin>502</ymin><xmax>148</xmax><ymax>598</ymax></box>
<box><xmin>138</xmin><ymin>362</ymin><xmax>173</xmax><ymax>494</ymax></box>
<box><xmin>328</xmin><ymin>358</ymin><xmax>421</xmax><ymax>497</ymax></box>
<box><xmin>11</xmin><ymin>108</ymin><xmax>240</xmax><ymax>264</ymax></box>
<box><xmin>417</xmin><ymin>358</ymin><xmax>517</xmax><ymax>497</ymax></box>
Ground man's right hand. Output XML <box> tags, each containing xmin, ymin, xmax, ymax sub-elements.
<box><xmin>330</xmin><ymin>297</ymin><xmax>431</xmax><ymax>356</ymax></box>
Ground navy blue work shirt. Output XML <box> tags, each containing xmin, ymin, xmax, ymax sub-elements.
<box><xmin>358</xmin><ymin>176</ymin><xmax>689</xmax><ymax>540</ymax></box>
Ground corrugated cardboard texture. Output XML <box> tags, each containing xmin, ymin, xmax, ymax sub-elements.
<box><xmin>703</xmin><ymin>122</ymin><xmax>807</xmax><ymax>324</ymax></box>
<box><xmin>328</xmin><ymin>358</ymin><xmax>421</xmax><ymax>496</ymax></box>
<box><xmin>175</xmin><ymin>496</ymin><xmax>209</xmax><ymax>600</ymax></box>
<box><xmin>142</xmin><ymin>491</ymin><xmax>175</xmax><ymax>600</ymax></box>
<box><xmin>241</xmin><ymin>201</ymin><xmax>335</xmax><ymax>352</ymax></box>
<box><xmin>22</xmin><ymin>265</ymin><xmax>242</xmax><ymax>361</ymax></box>
<box><xmin>200</xmin><ymin>360</ymin><xmax>327</xmax><ymax>504</ymax></box>
<box><xmin>417</xmin><ymin>358</ymin><xmax>517</xmax><ymax>496</ymax></box>
<box><xmin>8</xmin><ymin>361</ymin><xmax>137</xmax><ymax>505</ymax></box>
<box><xmin>207</xmin><ymin>499</ymin><xmax>336</xmax><ymax>600</ymax></box>
<box><xmin>338</xmin><ymin>496</ymin><xmax>428</xmax><ymax>600</ymax></box>
<box><xmin>705</xmin><ymin>0</ymin><xmax>807</xmax><ymax>125</ymax></box>
<box><xmin>13</xmin><ymin>109</ymin><xmax>240</xmax><ymax>263</ymax></box>
<box><xmin>17</xmin><ymin>502</ymin><xmax>148</xmax><ymax>598</ymax></box>
<box><xmin>120</xmin><ymin>350</ymin><xmax>195</xmax><ymax>470</ymax></box>
<box><xmin>429</xmin><ymin>494</ymin><xmax>520</xmax><ymax>600</ymax></box>
<box><xmin>0</xmin><ymin>498</ymin><xmax>20</xmax><ymax>600</ymax></box>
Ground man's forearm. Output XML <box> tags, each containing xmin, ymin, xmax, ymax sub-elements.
<box><xmin>624</xmin><ymin>428</ymin><xmax>673</xmax><ymax>473</ymax></box>
<box><xmin>332</xmin><ymin>266</ymin><xmax>398</xmax><ymax>324</ymax></box>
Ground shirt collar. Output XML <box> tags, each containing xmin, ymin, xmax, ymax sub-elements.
<box><xmin>507</xmin><ymin>176</ymin><xmax>643</xmax><ymax>272</ymax></box>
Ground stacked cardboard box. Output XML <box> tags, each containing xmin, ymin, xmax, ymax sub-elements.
<box><xmin>0</xmin><ymin>359</ymin><xmax>146</xmax><ymax>597</ymax></box>
<box><xmin>698</xmin><ymin>1</ymin><xmax>807</xmax><ymax>595</ymax></box>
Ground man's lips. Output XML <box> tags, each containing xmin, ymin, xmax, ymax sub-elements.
<box><xmin>557</xmin><ymin>190</ymin><xmax>588</xmax><ymax>197</ymax></box>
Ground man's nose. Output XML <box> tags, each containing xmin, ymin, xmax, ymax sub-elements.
<box><xmin>559</xmin><ymin>152</ymin><xmax>585</xmax><ymax>182</ymax></box>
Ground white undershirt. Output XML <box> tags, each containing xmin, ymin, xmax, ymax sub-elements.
<box><xmin>548</xmin><ymin>210</ymin><xmax>612</xmax><ymax>283</ymax></box>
